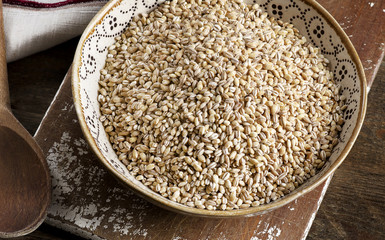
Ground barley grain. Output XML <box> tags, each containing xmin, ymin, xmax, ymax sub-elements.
<box><xmin>98</xmin><ymin>0</ymin><xmax>345</xmax><ymax>211</ymax></box>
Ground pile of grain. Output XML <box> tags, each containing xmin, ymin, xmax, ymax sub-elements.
<box><xmin>98</xmin><ymin>0</ymin><xmax>346</xmax><ymax>210</ymax></box>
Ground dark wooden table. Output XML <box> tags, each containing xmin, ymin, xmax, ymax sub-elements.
<box><xmin>4</xmin><ymin>0</ymin><xmax>385</xmax><ymax>239</ymax></box>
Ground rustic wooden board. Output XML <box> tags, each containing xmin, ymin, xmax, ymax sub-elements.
<box><xmin>8</xmin><ymin>0</ymin><xmax>384</xmax><ymax>239</ymax></box>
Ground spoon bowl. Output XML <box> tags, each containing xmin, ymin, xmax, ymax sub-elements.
<box><xmin>0</xmin><ymin>122</ymin><xmax>50</xmax><ymax>238</ymax></box>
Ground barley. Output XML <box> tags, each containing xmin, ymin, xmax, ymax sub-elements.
<box><xmin>98</xmin><ymin>0</ymin><xmax>345</xmax><ymax>211</ymax></box>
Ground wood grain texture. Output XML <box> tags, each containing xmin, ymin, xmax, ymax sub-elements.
<box><xmin>5</xmin><ymin>0</ymin><xmax>385</xmax><ymax>239</ymax></box>
<box><xmin>7</xmin><ymin>38</ymin><xmax>79</xmax><ymax>134</ymax></box>
<box><xmin>308</xmin><ymin>57</ymin><xmax>385</xmax><ymax>240</ymax></box>
<box><xmin>0</xmin><ymin>0</ymin><xmax>9</xmax><ymax>108</ymax></box>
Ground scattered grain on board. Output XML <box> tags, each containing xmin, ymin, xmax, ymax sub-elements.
<box><xmin>98</xmin><ymin>0</ymin><xmax>346</xmax><ymax>210</ymax></box>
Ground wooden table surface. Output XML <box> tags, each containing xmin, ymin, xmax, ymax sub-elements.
<box><xmin>4</xmin><ymin>0</ymin><xmax>385</xmax><ymax>239</ymax></box>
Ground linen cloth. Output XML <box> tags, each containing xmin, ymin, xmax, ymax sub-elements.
<box><xmin>4</xmin><ymin>0</ymin><xmax>108</xmax><ymax>62</ymax></box>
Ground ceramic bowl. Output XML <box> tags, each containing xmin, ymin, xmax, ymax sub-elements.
<box><xmin>72</xmin><ymin>0</ymin><xmax>367</xmax><ymax>217</ymax></box>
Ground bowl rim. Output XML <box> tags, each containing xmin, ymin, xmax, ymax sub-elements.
<box><xmin>72</xmin><ymin>0</ymin><xmax>367</xmax><ymax>217</ymax></box>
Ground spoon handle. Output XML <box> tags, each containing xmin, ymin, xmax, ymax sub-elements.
<box><xmin>0</xmin><ymin>0</ymin><xmax>9</xmax><ymax>110</ymax></box>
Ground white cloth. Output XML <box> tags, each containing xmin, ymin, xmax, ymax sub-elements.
<box><xmin>4</xmin><ymin>1</ymin><xmax>107</xmax><ymax>62</ymax></box>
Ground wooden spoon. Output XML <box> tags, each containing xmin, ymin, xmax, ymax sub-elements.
<box><xmin>0</xmin><ymin>0</ymin><xmax>51</xmax><ymax>238</ymax></box>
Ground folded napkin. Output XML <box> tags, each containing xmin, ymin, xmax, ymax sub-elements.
<box><xmin>4</xmin><ymin>0</ymin><xmax>108</xmax><ymax>62</ymax></box>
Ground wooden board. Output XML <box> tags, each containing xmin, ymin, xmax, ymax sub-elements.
<box><xmin>10</xmin><ymin>0</ymin><xmax>385</xmax><ymax>239</ymax></box>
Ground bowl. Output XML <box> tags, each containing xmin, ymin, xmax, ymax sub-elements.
<box><xmin>72</xmin><ymin>0</ymin><xmax>367</xmax><ymax>217</ymax></box>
